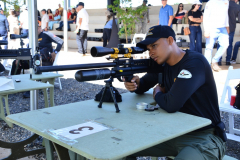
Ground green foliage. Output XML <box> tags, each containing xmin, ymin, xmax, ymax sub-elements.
<box><xmin>1</xmin><ymin>0</ymin><xmax>24</xmax><ymax>16</ymax></box>
<box><xmin>108</xmin><ymin>0</ymin><xmax>147</xmax><ymax>43</ymax></box>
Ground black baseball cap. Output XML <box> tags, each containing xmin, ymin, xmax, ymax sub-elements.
<box><xmin>76</xmin><ymin>2</ymin><xmax>84</xmax><ymax>8</ymax></box>
<box><xmin>137</xmin><ymin>25</ymin><xmax>176</xmax><ymax>50</ymax></box>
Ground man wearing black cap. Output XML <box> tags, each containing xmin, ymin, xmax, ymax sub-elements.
<box><xmin>0</xmin><ymin>5</ymin><xmax>9</xmax><ymax>49</ymax></box>
<box><xmin>75</xmin><ymin>2</ymin><xmax>89</xmax><ymax>55</ymax></box>
<box><xmin>123</xmin><ymin>25</ymin><xmax>226</xmax><ymax>160</ymax></box>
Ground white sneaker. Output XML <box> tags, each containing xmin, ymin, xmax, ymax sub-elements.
<box><xmin>230</xmin><ymin>60</ymin><xmax>236</xmax><ymax>64</ymax></box>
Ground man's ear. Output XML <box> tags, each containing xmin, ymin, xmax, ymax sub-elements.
<box><xmin>167</xmin><ymin>36</ymin><xmax>174</xmax><ymax>45</ymax></box>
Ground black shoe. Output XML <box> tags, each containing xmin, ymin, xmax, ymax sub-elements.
<box><xmin>68</xmin><ymin>29</ymin><xmax>71</xmax><ymax>31</ymax></box>
<box><xmin>23</xmin><ymin>91</ymin><xmax>30</xmax><ymax>98</ymax></box>
<box><xmin>218</xmin><ymin>61</ymin><xmax>222</xmax><ymax>66</ymax></box>
<box><xmin>226</xmin><ymin>62</ymin><xmax>231</xmax><ymax>65</ymax></box>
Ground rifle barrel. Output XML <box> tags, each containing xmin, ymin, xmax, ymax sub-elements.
<box><xmin>35</xmin><ymin>62</ymin><xmax>116</xmax><ymax>73</ymax></box>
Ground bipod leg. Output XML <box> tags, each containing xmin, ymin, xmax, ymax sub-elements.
<box><xmin>109</xmin><ymin>86</ymin><xmax>120</xmax><ymax>113</ymax></box>
<box><xmin>98</xmin><ymin>86</ymin><xmax>108</xmax><ymax>108</ymax></box>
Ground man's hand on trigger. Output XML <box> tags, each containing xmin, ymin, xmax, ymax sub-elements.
<box><xmin>50</xmin><ymin>52</ymin><xmax>56</xmax><ymax>62</ymax></box>
<box><xmin>123</xmin><ymin>76</ymin><xmax>140</xmax><ymax>92</ymax></box>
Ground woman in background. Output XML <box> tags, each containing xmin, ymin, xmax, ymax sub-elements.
<box><xmin>47</xmin><ymin>9</ymin><xmax>53</xmax><ymax>21</ymax></box>
<box><xmin>188</xmin><ymin>1</ymin><xmax>203</xmax><ymax>54</ymax></box>
<box><xmin>48</xmin><ymin>9</ymin><xmax>61</xmax><ymax>30</ymax></box>
<box><xmin>172</xmin><ymin>3</ymin><xmax>188</xmax><ymax>24</ymax></box>
<box><xmin>8</xmin><ymin>9</ymin><xmax>19</xmax><ymax>49</ymax></box>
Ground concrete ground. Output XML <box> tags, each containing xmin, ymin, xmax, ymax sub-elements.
<box><xmin>0</xmin><ymin>48</ymin><xmax>240</xmax><ymax>160</ymax></box>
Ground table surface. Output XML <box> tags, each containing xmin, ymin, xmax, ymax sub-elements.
<box><xmin>0</xmin><ymin>75</ymin><xmax>53</xmax><ymax>95</ymax></box>
<box><xmin>15</xmin><ymin>72</ymin><xmax>64</xmax><ymax>80</ymax></box>
<box><xmin>7</xmin><ymin>91</ymin><xmax>211</xmax><ymax>160</ymax></box>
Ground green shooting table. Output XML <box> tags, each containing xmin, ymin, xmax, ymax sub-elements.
<box><xmin>7</xmin><ymin>91</ymin><xmax>211</xmax><ymax>160</ymax></box>
<box><xmin>20</xmin><ymin>72</ymin><xmax>64</xmax><ymax>107</ymax></box>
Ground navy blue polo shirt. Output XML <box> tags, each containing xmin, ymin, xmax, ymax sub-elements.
<box><xmin>159</xmin><ymin>4</ymin><xmax>173</xmax><ymax>27</ymax></box>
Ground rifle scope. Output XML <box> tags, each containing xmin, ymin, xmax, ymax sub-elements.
<box><xmin>0</xmin><ymin>40</ymin><xmax>8</xmax><ymax>45</ymax></box>
<box><xmin>10</xmin><ymin>33</ymin><xmax>28</xmax><ymax>39</ymax></box>
<box><xmin>91</xmin><ymin>45</ymin><xmax>147</xmax><ymax>57</ymax></box>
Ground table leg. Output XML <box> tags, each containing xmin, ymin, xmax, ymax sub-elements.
<box><xmin>48</xmin><ymin>78</ymin><xmax>55</xmax><ymax>107</ymax></box>
<box><xmin>43</xmin><ymin>88</ymin><xmax>49</xmax><ymax>108</ymax></box>
<box><xmin>44</xmin><ymin>139</ymin><xmax>54</xmax><ymax>160</ymax></box>
<box><xmin>52</xmin><ymin>142</ymin><xmax>71</xmax><ymax>160</ymax></box>
<box><xmin>0</xmin><ymin>95</ymin><xmax>13</xmax><ymax>127</ymax></box>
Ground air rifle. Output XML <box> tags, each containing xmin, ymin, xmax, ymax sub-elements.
<box><xmin>34</xmin><ymin>44</ymin><xmax>162</xmax><ymax>112</ymax></box>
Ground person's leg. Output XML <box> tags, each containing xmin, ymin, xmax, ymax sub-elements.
<box><xmin>68</xmin><ymin>21</ymin><xmax>74</xmax><ymax>30</ymax></box>
<box><xmin>2</xmin><ymin>30</ymin><xmax>8</xmax><ymax>49</ymax></box>
<box><xmin>204</xmin><ymin>28</ymin><xmax>219</xmax><ymax>64</ymax></box>
<box><xmin>173</xmin><ymin>129</ymin><xmax>226</xmax><ymax>160</ymax></box>
<box><xmin>142</xmin><ymin>21</ymin><xmax>147</xmax><ymax>34</ymax></box>
<box><xmin>212</xmin><ymin>27</ymin><xmax>229</xmax><ymax>63</ymax></box>
<box><xmin>83</xmin><ymin>30</ymin><xmax>88</xmax><ymax>53</ymax></box>
<box><xmin>76</xmin><ymin>31</ymin><xmax>83</xmax><ymax>53</ymax></box>
<box><xmin>226</xmin><ymin>32</ymin><xmax>234</xmax><ymax>63</ymax></box>
<box><xmin>58</xmin><ymin>21</ymin><xmax>64</xmax><ymax>30</ymax></box>
<box><xmin>137</xmin><ymin>22</ymin><xmax>142</xmax><ymax>34</ymax></box>
<box><xmin>189</xmin><ymin>26</ymin><xmax>197</xmax><ymax>52</ymax></box>
<box><xmin>103</xmin><ymin>29</ymin><xmax>108</xmax><ymax>47</ymax></box>
<box><xmin>123</xmin><ymin>140</ymin><xmax>178</xmax><ymax>160</ymax></box>
<box><xmin>232</xmin><ymin>41</ymin><xmax>240</xmax><ymax>61</ymax></box>
<box><xmin>196</xmin><ymin>26</ymin><xmax>202</xmax><ymax>54</ymax></box>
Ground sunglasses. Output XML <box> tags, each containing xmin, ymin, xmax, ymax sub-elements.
<box><xmin>179</xmin><ymin>6</ymin><xmax>183</xmax><ymax>7</ymax></box>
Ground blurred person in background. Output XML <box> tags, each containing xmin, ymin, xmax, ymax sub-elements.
<box><xmin>48</xmin><ymin>9</ymin><xmax>61</xmax><ymax>30</ymax></box>
<box><xmin>47</xmin><ymin>9</ymin><xmax>53</xmax><ymax>21</ymax></box>
<box><xmin>0</xmin><ymin>5</ymin><xmax>9</xmax><ymax>49</ymax></box>
<box><xmin>8</xmin><ymin>8</ymin><xmax>19</xmax><ymax>49</ymax></box>
<box><xmin>41</xmin><ymin>9</ymin><xmax>49</xmax><ymax>31</ymax></box>
<box><xmin>188</xmin><ymin>1</ymin><xmax>203</xmax><ymax>54</ymax></box>
<box><xmin>203</xmin><ymin>0</ymin><xmax>229</xmax><ymax>72</ymax></box>
<box><xmin>172</xmin><ymin>3</ymin><xmax>188</xmax><ymax>24</ymax></box>
<box><xmin>56</xmin><ymin>8</ymin><xmax>77</xmax><ymax>31</ymax></box>
<box><xmin>136</xmin><ymin>0</ymin><xmax>150</xmax><ymax>34</ymax></box>
<box><xmin>158</xmin><ymin>0</ymin><xmax>173</xmax><ymax>27</ymax></box>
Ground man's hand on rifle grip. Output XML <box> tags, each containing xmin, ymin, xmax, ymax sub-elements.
<box><xmin>123</xmin><ymin>76</ymin><xmax>140</xmax><ymax>92</ymax></box>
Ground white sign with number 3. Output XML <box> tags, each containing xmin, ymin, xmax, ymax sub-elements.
<box><xmin>52</xmin><ymin>122</ymin><xmax>108</xmax><ymax>140</ymax></box>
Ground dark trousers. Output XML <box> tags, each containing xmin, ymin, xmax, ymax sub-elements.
<box><xmin>76</xmin><ymin>29</ymin><xmax>88</xmax><ymax>54</ymax></box>
<box><xmin>103</xmin><ymin>28</ymin><xmax>112</xmax><ymax>47</ymax></box>
<box><xmin>11</xmin><ymin>60</ymin><xmax>29</xmax><ymax>75</ymax></box>
<box><xmin>219</xmin><ymin>31</ymin><xmax>234</xmax><ymax>62</ymax></box>
<box><xmin>0</xmin><ymin>30</ymin><xmax>8</xmax><ymax>49</ymax></box>
<box><xmin>58</xmin><ymin>21</ymin><xmax>74</xmax><ymax>30</ymax></box>
<box><xmin>232</xmin><ymin>41</ymin><xmax>240</xmax><ymax>60</ymax></box>
<box><xmin>189</xmin><ymin>26</ymin><xmax>202</xmax><ymax>54</ymax></box>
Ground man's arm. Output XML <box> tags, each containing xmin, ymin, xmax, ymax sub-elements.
<box><xmin>188</xmin><ymin>16</ymin><xmax>203</xmax><ymax>23</ymax></box>
<box><xmin>154</xmin><ymin>59</ymin><xmax>206</xmax><ymax>113</ymax></box>
<box><xmin>203</xmin><ymin>2</ymin><xmax>211</xmax><ymax>38</ymax></box>
<box><xmin>168</xmin><ymin>7</ymin><xmax>174</xmax><ymax>26</ymax></box>
<box><xmin>168</xmin><ymin>16</ymin><xmax>173</xmax><ymax>26</ymax></box>
<box><xmin>44</xmin><ymin>32</ymin><xmax>63</xmax><ymax>52</ymax></box>
<box><xmin>5</xmin><ymin>18</ymin><xmax>9</xmax><ymax>32</ymax></box>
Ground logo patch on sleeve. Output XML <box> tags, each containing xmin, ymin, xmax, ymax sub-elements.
<box><xmin>177</xmin><ymin>70</ymin><xmax>192</xmax><ymax>79</ymax></box>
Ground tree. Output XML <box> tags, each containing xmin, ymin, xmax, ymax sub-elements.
<box><xmin>108</xmin><ymin>0</ymin><xmax>147</xmax><ymax>43</ymax></box>
<box><xmin>1</xmin><ymin>0</ymin><xmax>24</xmax><ymax>16</ymax></box>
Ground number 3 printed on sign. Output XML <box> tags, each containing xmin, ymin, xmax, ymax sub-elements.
<box><xmin>69</xmin><ymin>126</ymin><xmax>94</xmax><ymax>134</ymax></box>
